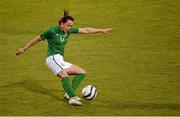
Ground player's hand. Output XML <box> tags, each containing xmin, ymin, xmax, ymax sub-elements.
<box><xmin>102</xmin><ymin>28</ymin><xmax>113</xmax><ymax>34</ymax></box>
<box><xmin>16</xmin><ymin>48</ymin><xmax>25</xmax><ymax>56</ymax></box>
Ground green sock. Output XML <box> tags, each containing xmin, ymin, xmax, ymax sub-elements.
<box><xmin>61</xmin><ymin>77</ymin><xmax>75</xmax><ymax>98</ymax></box>
<box><xmin>72</xmin><ymin>73</ymin><xmax>86</xmax><ymax>91</ymax></box>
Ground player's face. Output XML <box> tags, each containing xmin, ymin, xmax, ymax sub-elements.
<box><xmin>61</xmin><ymin>20</ymin><xmax>74</xmax><ymax>33</ymax></box>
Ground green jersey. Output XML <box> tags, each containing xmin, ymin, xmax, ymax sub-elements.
<box><xmin>40</xmin><ymin>25</ymin><xmax>79</xmax><ymax>57</ymax></box>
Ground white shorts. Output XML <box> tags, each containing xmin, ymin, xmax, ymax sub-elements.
<box><xmin>46</xmin><ymin>54</ymin><xmax>72</xmax><ymax>76</ymax></box>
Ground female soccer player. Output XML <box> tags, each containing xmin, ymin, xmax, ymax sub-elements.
<box><xmin>16</xmin><ymin>11</ymin><xmax>113</xmax><ymax>106</ymax></box>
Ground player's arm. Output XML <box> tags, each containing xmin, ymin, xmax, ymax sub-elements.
<box><xmin>16</xmin><ymin>35</ymin><xmax>42</xmax><ymax>56</ymax></box>
<box><xmin>79</xmin><ymin>28</ymin><xmax>113</xmax><ymax>34</ymax></box>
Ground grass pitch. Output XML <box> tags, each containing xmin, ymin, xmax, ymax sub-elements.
<box><xmin>0</xmin><ymin>0</ymin><xmax>180</xmax><ymax>116</ymax></box>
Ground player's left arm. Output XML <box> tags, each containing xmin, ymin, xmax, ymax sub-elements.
<box><xmin>78</xmin><ymin>28</ymin><xmax>113</xmax><ymax>34</ymax></box>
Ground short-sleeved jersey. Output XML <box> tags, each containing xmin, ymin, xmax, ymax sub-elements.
<box><xmin>40</xmin><ymin>25</ymin><xmax>79</xmax><ymax>57</ymax></box>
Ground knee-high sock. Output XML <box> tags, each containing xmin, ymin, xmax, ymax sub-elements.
<box><xmin>61</xmin><ymin>77</ymin><xmax>75</xmax><ymax>97</ymax></box>
<box><xmin>72</xmin><ymin>73</ymin><xmax>86</xmax><ymax>91</ymax></box>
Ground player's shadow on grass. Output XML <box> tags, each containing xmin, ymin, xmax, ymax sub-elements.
<box><xmin>18</xmin><ymin>79</ymin><xmax>64</xmax><ymax>101</ymax></box>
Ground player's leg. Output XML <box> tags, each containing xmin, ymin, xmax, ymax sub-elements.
<box><xmin>57</xmin><ymin>70</ymin><xmax>82</xmax><ymax>106</ymax></box>
<box><xmin>67</xmin><ymin>64</ymin><xmax>86</xmax><ymax>75</ymax></box>
<box><xmin>67</xmin><ymin>64</ymin><xmax>86</xmax><ymax>92</ymax></box>
<box><xmin>46</xmin><ymin>54</ymin><xmax>75</xmax><ymax>98</ymax></box>
<box><xmin>57</xmin><ymin>70</ymin><xmax>76</xmax><ymax>98</ymax></box>
<box><xmin>46</xmin><ymin>54</ymin><xmax>82</xmax><ymax>105</ymax></box>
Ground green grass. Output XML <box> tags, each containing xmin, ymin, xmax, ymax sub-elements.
<box><xmin>0</xmin><ymin>0</ymin><xmax>180</xmax><ymax>115</ymax></box>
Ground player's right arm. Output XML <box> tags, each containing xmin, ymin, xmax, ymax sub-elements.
<box><xmin>16</xmin><ymin>36</ymin><xmax>42</xmax><ymax>56</ymax></box>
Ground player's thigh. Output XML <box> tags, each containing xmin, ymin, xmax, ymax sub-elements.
<box><xmin>67</xmin><ymin>64</ymin><xmax>86</xmax><ymax>75</ymax></box>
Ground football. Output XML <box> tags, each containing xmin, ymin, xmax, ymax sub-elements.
<box><xmin>82</xmin><ymin>85</ymin><xmax>97</xmax><ymax>100</ymax></box>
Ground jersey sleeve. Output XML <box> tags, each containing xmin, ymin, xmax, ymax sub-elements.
<box><xmin>69</xmin><ymin>27</ymin><xmax>79</xmax><ymax>34</ymax></box>
<box><xmin>40</xmin><ymin>28</ymin><xmax>52</xmax><ymax>40</ymax></box>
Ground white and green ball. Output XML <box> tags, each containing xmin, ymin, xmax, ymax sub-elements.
<box><xmin>82</xmin><ymin>85</ymin><xmax>97</xmax><ymax>100</ymax></box>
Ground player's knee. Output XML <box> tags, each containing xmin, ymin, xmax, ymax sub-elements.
<box><xmin>57</xmin><ymin>70</ymin><xmax>69</xmax><ymax>78</ymax></box>
<box><xmin>80</xmin><ymin>68</ymin><xmax>86</xmax><ymax>74</ymax></box>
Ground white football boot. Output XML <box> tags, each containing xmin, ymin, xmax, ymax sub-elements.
<box><xmin>64</xmin><ymin>93</ymin><xmax>81</xmax><ymax>101</ymax></box>
<box><xmin>69</xmin><ymin>97</ymin><xmax>82</xmax><ymax>106</ymax></box>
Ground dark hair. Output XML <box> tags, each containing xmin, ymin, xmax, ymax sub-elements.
<box><xmin>59</xmin><ymin>10</ymin><xmax>74</xmax><ymax>25</ymax></box>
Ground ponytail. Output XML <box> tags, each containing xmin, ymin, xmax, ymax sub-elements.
<box><xmin>59</xmin><ymin>10</ymin><xmax>74</xmax><ymax>25</ymax></box>
<box><xmin>63</xmin><ymin>10</ymin><xmax>69</xmax><ymax>17</ymax></box>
